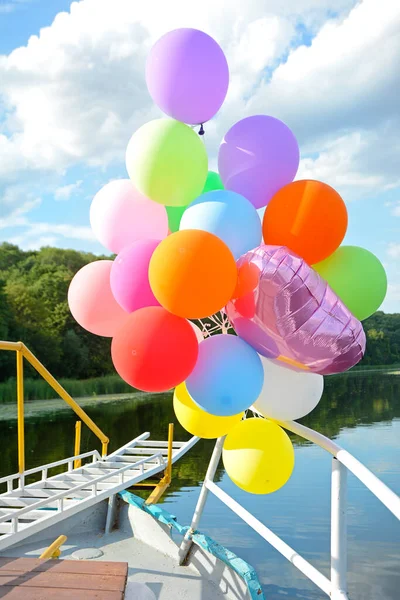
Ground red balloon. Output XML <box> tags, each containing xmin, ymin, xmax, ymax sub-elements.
<box><xmin>111</xmin><ymin>306</ymin><xmax>198</xmax><ymax>392</ymax></box>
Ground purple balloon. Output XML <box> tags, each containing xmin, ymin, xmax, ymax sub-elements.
<box><xmin>146</xmin><ymin>28</ymin><xmax>229</xmax><ymax>125</ymax></box>
<box><xmin>218</xmin><ymin>115</ymin><xmax>300</xmax><ymax>209</ymax></box>
<box><xmin>225</xmin><ymin>245</ymin><xmax>366</xmax><ymax>375</ymax></box>
<box><xmin>110</xmin><ymin>240</ymin><xmax>160</xmax><ymax>313</ymax></box>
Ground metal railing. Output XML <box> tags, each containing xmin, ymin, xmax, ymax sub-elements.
<box><xmin>179</xmin><ymin>417</ymin><xmax>400</xmax><ymax>600</ymax></box>
<box><xmin>0</xmin><ymin>341</ymin><xmax>110</xmax><ymax>475</ymax></box>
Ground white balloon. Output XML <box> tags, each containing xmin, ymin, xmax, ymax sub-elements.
<box><xmin>253</xmin><ymin>356</ymin><xmax>324</xmax><ymax>421</ymax></box>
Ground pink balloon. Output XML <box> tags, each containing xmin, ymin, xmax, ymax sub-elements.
<box><xmin>226</xmin><ymin>245</ymin><xmax>366</xmax><ymax>375</ymax></box>
<box><xmin>90</xmin><ymin>179</ymin><xmax>168</xmax><ymax>253</ymax></box>
<box><xmin>68</xmin><ymin>260</ymin><xmax>128</xmax><ymax>337</ymax></box>
<box><xmin>110</xmin><ymin>240</ymin><xmax>160</xmax><ymax>313</ymax></box>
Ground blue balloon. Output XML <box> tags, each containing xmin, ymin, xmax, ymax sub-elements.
<box><xmin>186</xmin><ymin>334</ymin><xmax>264</xmax><ymax>416</ymax></box>
<box><xmin>179</xmin><ymin>189</ymin><xmax>262</xmax><ymax>260</ymax></box>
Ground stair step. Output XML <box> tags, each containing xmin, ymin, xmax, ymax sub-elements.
<box><xmin>123</xmin><ymin>448</ymin><xmax>169</xmax><ymax>455</ymax></box>
<box><xmin>114</xmin><ymin>455</ymin><xmax>162</xmax><ymax>464</ymax></box>
<box><xmin>0</xmin><ymin>508</ymin><xmax>55</xmax><ymax>521</ymax></box>
<box><xmin>0</xmin><ymin>497</ymin><xmax>78</xmax><ymax>509</ymax></box>
<box><xmin>5</xmin><ymin>487</ymin><xmax>92</xmax><ymax>499</ymax></box>
<box><xmin>138</xmin><ymin>440</ymin><xmax>185</xmax><ymax>448</ymax></box>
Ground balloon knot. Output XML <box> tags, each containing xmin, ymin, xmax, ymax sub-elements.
<box><xmin>198</xmin><ymin>124</ymin><xmax>205</xmax><ymax>136</ymax></box>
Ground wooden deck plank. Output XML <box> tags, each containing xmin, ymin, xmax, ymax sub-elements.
<box><xmin>0</xmin><ymin>571</ymin><xmax>126</xmax><ymax>591</ymax></box>
<box><xmin>0</xmin><ymin>558</ymin><xmax>128</xmax><ymax>577</ymax></box>
<box><xmin>0</xmin><ymin>587</ymin><xmax>123</xmax><ymax>599</ymax></box>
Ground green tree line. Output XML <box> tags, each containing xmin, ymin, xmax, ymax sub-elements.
<box><xmin>0</xmin><ymin>242</ymin><xmax>399</xmax><ymax>383</ymax></box>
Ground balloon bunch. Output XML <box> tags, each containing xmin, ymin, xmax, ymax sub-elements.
<box><xmin>68</xmin><ymin>28</ymin><xmax>387</xmax><ymax>496</ymax></box>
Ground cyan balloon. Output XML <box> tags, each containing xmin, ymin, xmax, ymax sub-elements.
<box><xmin>186</xmin><ymin>334</ymin><xmax>264</xmax><ymax>416</ymax></box>
<box><xmin>180</xmin><ymin>190</ymin><xmax>262</xmax><ymax>259</ymax></box>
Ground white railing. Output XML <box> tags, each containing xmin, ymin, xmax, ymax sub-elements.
<box><xmin>0</xmin><ymin>450</ymin><xmax>102</xmax><ymax>493</ymax></box>
<box><xmin>0</xmin><ymin>452</ymin><xmax>164</xmax><ymax>532</ymax></box>
<box><xmin>179</xmin><ymin>418</ymin><xmax>400</xmax><ymax>600</ymax></box>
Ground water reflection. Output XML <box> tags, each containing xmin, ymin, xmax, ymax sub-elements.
<box><xmin>0</xmin><ymin>372</ymin><xmax>399</xmax><ymax>599</ymax></box>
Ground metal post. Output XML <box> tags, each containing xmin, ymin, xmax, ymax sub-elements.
<box><xmin>178</xmin><ymin>436</ymin><xmax>224</xmax><ymax>565</ymax></box>
<box><xmin>331</xmin><ymin>457</ymin><xmax>348</xmax><ymax>600</ymax></box>
<box><xmin>74</xmin><ymin>421</ymin><xmax>82</xmax><ymax>469</ymax></box>
<box><xmin>166</xmin><ymin>423</ymin><xmax>174</xmax><ymax>482</ymax></box>
<box><xmin>16</xmin><ymin>349</ymin><xmax>25</xmax><ymax>476</ymax></box>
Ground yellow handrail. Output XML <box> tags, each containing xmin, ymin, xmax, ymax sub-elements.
<box><xmin>40</xmin><ymin>535</ymin><xmax>68</xmax><ymax>559</ymax></box>
<box><xmin>0</xmin><ymin>341</ymin><xmax>110</xmax><ymax>469</ymax></box>
<box><xmin>74</xmin><ymin>421</ymin><xmax>82</xmax><ymax>469</ymax></box>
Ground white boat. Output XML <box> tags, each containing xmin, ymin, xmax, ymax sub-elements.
<box><xmin>0</xmin><ymin>340</ymin><xmax>399</xmax><ymax>599</ymax></box>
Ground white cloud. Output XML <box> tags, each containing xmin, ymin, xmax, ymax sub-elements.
<box><xmin>0</xmin><ymin>0</ymin><xmax>357</xmax><ymax>189</ymax></box>
<box><xmin>54</xmin><ymin>180</ymin><xmax>83</xmax><ymax>200</ymax></box>
<box><xmin>387</xmin><ymin>243</ymin><xmax>400</xmax><ymax>259</ymax></box>
<box><xmin>0</xmin><ymin>197</ymin><xmax>41</xmax><ymax>229</ymax></box>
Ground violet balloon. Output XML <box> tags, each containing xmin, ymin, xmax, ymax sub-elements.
<box><xmin>225</xmin><ymin>246</ymin><xmax>366</xmax><ymax>375</ymax></box>
<box><xmin>146</xmin><ymin>28</ymin><xmax>229</xmax><ymax>125</ymax></box>
<box><xmin>218</xmin><ymin>116</ymin><xmax>300</xmax><ymax>209</ymax></box>
<box><xmin>110</xmin><ymin>240</ymin><xmax>160</xmax><ymax>313</ymax></box>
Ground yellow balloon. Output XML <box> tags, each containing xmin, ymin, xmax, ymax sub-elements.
<box><xmin>222</xmin><ymin>418</ymin><xmax>294</xmax><ymax>494</ymax></box>
<box><xmin>173</xmin><ymin>383</ymin><xmax>243</xmax><ymax>439</ymax></box>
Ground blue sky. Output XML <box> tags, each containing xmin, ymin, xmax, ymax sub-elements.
<box><xmin>0</xmin><ymin>0</ymin><xmax>399</xmax><ymax>312</ymax></box>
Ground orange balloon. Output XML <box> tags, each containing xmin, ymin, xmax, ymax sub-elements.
<box><xmin>262</xmin><ymin>180</ymin><xmax>348</xmax><ymax>264</ymax></box>
<box><xmin>149</xmin><ymin>229</ymin><xmax>238</xmax><ymax>319</ymax></box>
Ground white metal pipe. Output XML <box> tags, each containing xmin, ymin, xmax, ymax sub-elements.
<box><xmin>273</xmin><ymin>418</ymin><xmax>400</xmax><ymax>520</ymax></box>
<box><xmin>206</xmin><ymin>479</ymin><xmax>332</xmax><ymax>596</ymax></box>
<box><xmin>331</xmin><ymin>458</ymin><xmax>348</xmax><ymax>598</ymax></box>
<box><xmin>178</xmin><ymin>437</ymin><xmax>225</xmax><ymax>565</ymax></box>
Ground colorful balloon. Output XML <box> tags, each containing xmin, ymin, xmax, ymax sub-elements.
<box><xmin>166</xmin><ymin>205</ymin><xmax>186</xmax><ymax>234</ymax></box>
<box><xmin>180</xmin><ymin>190</ymin><xmax>262</xmax><ymax>260</ymax></box>
<box><xmin>165</xmin><ymin>171</ymin><xmax>224</xmax><ymax>233</ymax></box>
<box><xmin>203</xmin><ymin>171</ymin><xmax>224</xmax><ymax>193</ymax></box>
<box><xmin>68</xmin><ymin>261</ymin><xmax>128</xmax><ymax>337</ymax></box>
<box><xmin>111</xmin><ymin>307</ymin><xmax>198</xmax><ymax>393</ymax></box>
<box><xmin>146</xmin><ymin>28</ymin><xmax>229</xmax><ymax>125</ymax></box>
<box><xmin>218</xmin><ymin>115</ymin><xmax>299</xmax><ymax>209</ymax></box>
<box><xmin>126</xmin><ymin>119</ymin><xmax>208</xmax><ymax>207</ymax></box>
<box><xmin>226</xmin><ymin>245</ymin><xmax>366</xmax><ymax>375</ymax></box>
<box><xmin>110</xmin><ymin>240</ymin><xmax>160</xmax><ymax>313</ymax></box>
<box><xmin>149</xmin><ymin>230</ymin><xmax>237</xmax><ymax>319</ymax></box>
<box><xmin>263</xmin><ymin>180</ymin><xmax>348</xmax><ymax>265</ymax></box>
<box><xmin>173</xmin><ymin>383</ymin><xmax>243</xmax><ymax>438</ymax></box>
<box><xmin>89</xmin><ymin>179</ymin><xmax>168</xmax><ymax>254</ymax></box>
<box><xmin>222</xmin><ymin>418</ymin><xmax>295</xmax><ymax>494</ymax></box>
<box><xmin>253</xmin><ymin>356</ymin><xmax>324</xmax><ymax>422</ymax></box>
<box><xmin>186</xmin><ymin>334</ymin><xmax>264</xmax><ymax>416</ymax></box>
<box><xmin>313</xmin><ymin>246</ymin><xmax>387</xmax><ymax>321</ymax></box>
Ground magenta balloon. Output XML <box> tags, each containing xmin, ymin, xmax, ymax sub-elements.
<box><xmin>146</xmin><ymin>28</ymin><xmax>229</xmax><ymax>125</ymax></box>
<box><xmin>110</xmin><ymin>240</ymin><xmax>160</xmax><ymax>313</ymax></box>
<box><xmin>218</xmin><ymin>116</ymin><xmax>300</xmax><ymax>209</ymax></box>
<box><xmin>225</xmin><ymin>246</ymin><xmax>366</xmax><ymax>375</ymax></box>
<box><xmin>68</xmin><ymin>260</ymin><xmax>128</xmax><ymax>337</ymax></box>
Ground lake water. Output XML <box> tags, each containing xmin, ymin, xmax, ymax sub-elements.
<box><xmin>0</xmin><ymin>372</ymin><xmax>399</xmax><ymax>599</ymax></box>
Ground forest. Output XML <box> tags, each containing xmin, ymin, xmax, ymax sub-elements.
<box><xmin>0</xmin><ymin>242</ymin><xmax>399</xmax><ymax>386</ymax></box>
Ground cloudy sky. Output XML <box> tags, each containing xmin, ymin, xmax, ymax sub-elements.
<box><xmin>0</xmin><ymin>0</ymin><xmax>399</xmax><ymax>312</ymax></box>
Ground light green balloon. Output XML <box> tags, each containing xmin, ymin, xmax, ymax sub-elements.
<box><xmin>313</xmin><ymin>246</ymin><xmax>387</xmax><ymax>321</ymax></box>
<box><xmin>203</xmin><ymin>170</ymin><xmax>224</xmax><ymax>193</ymax></box>
<box><xmin>126</xmin><ymin>118</ymin><xmax>208</xmax><ymax>207</ymax></box>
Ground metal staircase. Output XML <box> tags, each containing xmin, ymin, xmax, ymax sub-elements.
<box><xmin>0</xmin><ymin>432</ymin><xmax>198</xmax><ymax>552</ymax></box>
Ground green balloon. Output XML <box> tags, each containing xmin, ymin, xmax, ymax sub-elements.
<box><xmin>166</xmin><ymin>205</ymin><xmax>186</xmax><ymax>233</ymax></box>
<box><xmin>203</xmin><ymin>170</ymin><xmax>224</xmax><ymax>193</ymax></box>
<box><xmin>313</xmin><ymin>246</ymin><xmax>387</xmax><ymax>321</ymax></box>
<box><xmin>125</xmin><ymin>119</ymin><xmax>208</xmax><ymax>207</ymax></box>
<box><xmin>166</xmin><ymin>171</ymin><xmax>224</xmax><ymax>232</ymax></box>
